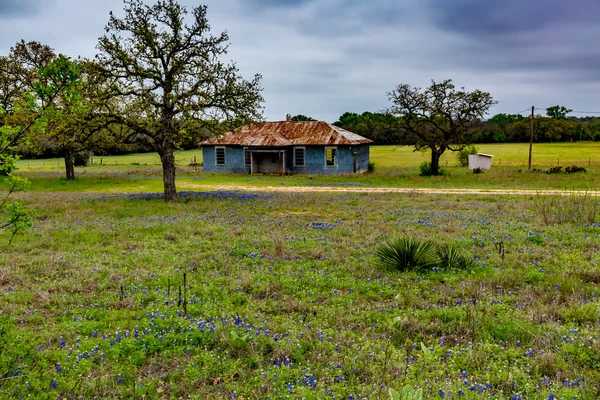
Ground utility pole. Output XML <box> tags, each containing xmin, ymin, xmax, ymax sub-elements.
<box><xmin>528</xmin><ymin>106</ymin><xmax>534</xmax><ymax>170</ymax></box>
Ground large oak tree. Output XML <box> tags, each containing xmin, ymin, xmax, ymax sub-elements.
<box><xmin>387</xmin><ymin>79</ymin><xmax>496</xmax><ymax>175</ymax></box>
<box><xmin>96</xmin><ymin>0</ymin><xmax>263</xmax><ymax>201</ymax></box>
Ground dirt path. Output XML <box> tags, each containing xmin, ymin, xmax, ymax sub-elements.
<box><xmin>177</xmin><ymin>183</ymin><xmax>598</xmax><ymax>196</ymax></box>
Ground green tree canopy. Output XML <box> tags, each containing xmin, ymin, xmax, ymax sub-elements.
<box><xmin>546</xmin><ymin>105</ymin><xmax>572</xmax><ymax>120</ymax></box>
<box><xmin>0</xmin><ymin>54</ymin><xmax>81</xmax><ymax>249</ymax></box>
<box><xmin>387</xmin><ymin>79</ymin><xmax>496</xmax><ymax>175</ymax></box>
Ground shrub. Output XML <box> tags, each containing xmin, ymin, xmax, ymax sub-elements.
<box><xmin>74</xmin><ymin>151</ymin><xmax>91</xmax><ymax>167</ymax></box>
<box><xmin>565</xmin><ymin>165</ymin><xmax>586</xmax><ymax>174</ymax></box>
<box><xmin>457</xmin><ymin>145</ymin><xmax>478</xmax><ymax>167</ymax></box>
<box><xmin>367</xmin><ymin>161</ymin><xmax>376</xmax><ymax>173</ymax></box>
<box><xmin>533</xmin><ymin>190</ymin><xmax>600</xmax><ymax>225</ymax></box>
<box><xmin>436</xmin><ymin>243</ymin><xmax>475</xmax><ymax>269</ymax></box>
<box><xmin>376</xmin><ymin>237</ymin><xmax>438</xmax><ymax>272</ymax></box>
<box><xmin>473</xmin><ymin>167</ymin><xmax>483</xmax><ymax>174</ymax></box>
<box><xmin>419</xmin><ymin>162</ymin><xmax>444</xmax><ymax>176</ymax></box>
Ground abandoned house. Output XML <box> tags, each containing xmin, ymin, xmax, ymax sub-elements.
<box><xmin>200</xmin><ymin>119</ymin><xmax>373</xmax><ymax>175</ymax></box>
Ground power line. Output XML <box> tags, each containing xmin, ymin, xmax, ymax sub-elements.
<box><xmin>514</xmin><ymin>108</ymin><xmax>531</xmax><ymax>114</ymax></box>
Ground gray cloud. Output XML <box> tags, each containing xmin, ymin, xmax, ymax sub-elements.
<box><xmin>0</xmin><ymin>0</ymin><xmax>43</xmax><ymax>18</ymax></box>
<box><xmin>1</xmin><ymin>0</ymin><xmax>600</xmax><ymax>121</ymax></box>
<box><xmin>428</xmin><ymin>0</ymin><xmax>600</xmax><ymax>82</ymax></box>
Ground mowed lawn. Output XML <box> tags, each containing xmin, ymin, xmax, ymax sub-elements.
<box><xmin>1</xmin><ymin>188</ymin><xmax>600</xmax><ymax>398</ymax></box>
<box><xmin>16</xmin><ymin>142</ymin><xmax>600</xmax><ymax>170</ymax></box>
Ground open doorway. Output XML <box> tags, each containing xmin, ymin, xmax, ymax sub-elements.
<box><xmin>250</xmin><ymin>150</ymin><xmax>286</xmax><ymax>175</ymax></box>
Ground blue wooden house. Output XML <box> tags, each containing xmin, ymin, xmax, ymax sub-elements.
<box><xmin>200</xmin><ymin>120</ymin><xmax>373</xmax><ymax>175</ymax></box>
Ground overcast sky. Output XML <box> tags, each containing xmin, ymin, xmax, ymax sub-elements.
<box><xmin>1</xmin><ymin>0</ymin><xmax>599</xmax><ymax>122</ymax></box>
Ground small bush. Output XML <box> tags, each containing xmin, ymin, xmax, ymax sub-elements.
<box><xmin>419</xmin><ymin>162</ymin><xmax>444</xmax><ymax>176</ymax></box>
<box><xmin>367</xmin><ymin>161</ymin><xmax>376</xmax><ymax>173</ymax></box>
<box><xmin>74</xmin><ymin>151</ymin><xmax>91</xmax><ymax>167</ymax></box>
<box><xmin>457</xmin><ymin>145</ymin><xmax>478</xmax><ymax>167</ymax></box>
<box><xmin>565</xmin><ymin>165</ymin><xmax>586</xmax><ymax>173</ymax></box>
<box><xmin>473</xmin><ymin>167</ymin><xmax>483</xmax><ymax>174</ymax></box>
<box><xmin>436</xmin><ymin>244</ymin><xmax>475</xmax><ymax>269</ymax></box>
<box><xmin>376</xmin><ymin>237</ymin><xmax>438</xmax><ymax>272</ymax></box>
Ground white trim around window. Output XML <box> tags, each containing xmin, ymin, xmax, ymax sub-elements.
<box><xmin>215</xmin><ymin>146</ymin><xmax>226</xmax><ymax>166</ymax></box>
<box><xmin>325</xmin><ymin>146</ymin><xmax>337</xmax><ymax>168</ymax></box>
<box><xmin>293</xmin><ymin>146</ymin><xmax>305</xmax><ymax>167</ymax></box>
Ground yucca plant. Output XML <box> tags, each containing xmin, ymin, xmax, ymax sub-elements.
<box><xmin>436</xmin><ymin>243</ymin><xmax>475</xmax><ymax>270</ymax></box>
<box><xmin>376</xmin><ymin>237</ymin><xmax>438</xmax><ymax>272</ymax></box>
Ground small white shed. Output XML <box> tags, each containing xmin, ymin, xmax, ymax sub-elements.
<box><xmin>468</xmin><ymin>153</ymin><xmax>493</xmax><ymax>170</ymax></box>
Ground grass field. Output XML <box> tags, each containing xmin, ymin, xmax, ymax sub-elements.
<box><xmin>2</xmin><ymin>144</ymin><xmax>600</xmax><ymax>398</ymax></box>
<box><xmin>15</xmin><ymin>142</ymin><xmax>600</xmax><ymax>171</ymax></box>
<box><xmin>1</xmin><ymin>186</ymin><xmax>600</xmax><ymax>398</ymax></box>
<box><xmin>9</xmin><ymin>143</ymin><xmax>600</xmax><ymax>193</ymax></box>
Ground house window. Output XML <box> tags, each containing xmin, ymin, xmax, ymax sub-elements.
<box><xmin>215</xmin><ymin>147</ymin><xmax>226</xmax><ymax>165</ymax></box>
<box><xmin>294</xmin><ymin>147</ymin><xmax>305</xmax><ymax>167</ymax></box>
<box><xmin>325</xmin><ymin>147</ymin><xmax>337</xmax><ymax>167</ymax></box>
<box><xmin>244</xmin><ymin>148</ymin><xmax>251</xmax><ymax>166</ymax></box>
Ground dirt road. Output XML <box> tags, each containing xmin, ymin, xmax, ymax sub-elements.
<box><xmin>177</xmin><ymin>183</ymin><xmax>598</xmax><ymax>196</ymax></box>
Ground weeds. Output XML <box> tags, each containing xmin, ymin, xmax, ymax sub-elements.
<box><xmin>533</xmin><ymin>190</ymin><xmax>600</xmax><ymax>225</ymax></box>
<box><xmin>389</xmin><ymin>385</ymin><xmax>423</xmax><ymax>400</ymax></box>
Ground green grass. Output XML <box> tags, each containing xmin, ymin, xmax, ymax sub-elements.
<box><xmin>14</xmin><ymin>142</ymin><xmax>600</xmax><ymax>193</ymax></box>
<box><xmin>1</xmin><ymin>182</ymin><xmax>600</xmax><ymax>398</ymax></box>
<box><xmin>14</xmin><ymin>163</ymin><xmax>600</xmax><ymax>193</ymax></box>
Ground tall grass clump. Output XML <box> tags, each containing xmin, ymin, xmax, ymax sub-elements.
<box><xmin>533</xmin><ymin>190</ymin><xmax>600</xmax><ymax>225</ymax></box>
<box><xmin>376</xmin><ymin>237</ymin><xmax>438</xmax><ymax>272</ymax></box>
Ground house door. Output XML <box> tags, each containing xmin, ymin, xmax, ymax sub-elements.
<box><xmin>353</xmin><ymin>153</ymin><xmax>357</xmax><ymax>173</ymax></box>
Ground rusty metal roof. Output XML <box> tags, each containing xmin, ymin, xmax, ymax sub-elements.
<box><xmin>200</xmin><ymin>121</ymin><xmax>373</xmax><ymax>146</ymax></box>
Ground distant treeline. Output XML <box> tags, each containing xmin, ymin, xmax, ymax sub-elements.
<box><xmin>332</xmin><ymin>111</ymin><xmax>600</xmax><ymax>145</ymax></box>
<box><xmin>16</xmin><ymin>110</ymin><xmax>600</xmax><ymax>159</ymax></box>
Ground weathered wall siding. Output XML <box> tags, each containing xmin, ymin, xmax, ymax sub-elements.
<box><xmin>292</xmin><ymin>145</ymin><xmax>370</xmax><ymax>174</ymax></box>
<box><xmin>202</xmin><ymin>145</ymin><xmax>371</xmax><ymax>174</ymax></box>
<box><xmin>202</xmin><ymin>146</ymin><xmax>248</xmax><ymax>173</ymax></box>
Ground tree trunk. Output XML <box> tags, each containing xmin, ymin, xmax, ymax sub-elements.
<box><xmin>430</xmin><ymin>149</ymin><xmax>441</xmax><ymax>175</ymax></box>
<box><xmin>64</xmin><ymin>148</ymin><xmax>75</xmax><ymax>180</ymax></box>
<box><xmin>159</xmin><ymin>147</ymin><xmax>178</xmax><ymax>201</ymax></box>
